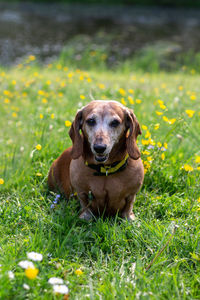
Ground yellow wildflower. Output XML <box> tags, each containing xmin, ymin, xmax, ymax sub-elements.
<box><xmin>178</xmin><ymin>86</ymin><xmax>183</xmax><ymax>91</ymax></box>
<box><xmin>161</xmin><ymin>153</ymin><xmax>165</xmax><ymax>160</ymax></box>
<box><xmin>36</xmin><ymin>144</ymin><xmax>42</xmax><ymax>150</ymax></box>
<box><xmin>29</xmin><ymin>55</ymin><xmax>35</xmax><ymax>61</ymax></box>
<box><xmin>0</xmin><ymin>178</ymin><xmax>4</xmax><ymax>185</ymax></box>
<box><xmin>183</xmin><ymin>164</ymin><xmax>194</xmax><ymax>172</ymax></box>
<box><xmin>79</xmin><ymin>75</ymin><xmax>84</xmax><ymax>80</ymax></box>
<box><xmin>119</xmin><ymin>88</ymin><xmax>126</xmax><ymax>96</ymax></box>
<box><xmin>185</xmin><ymin>110</ymin><xmax>195</xmax><ymax>118</ymax></box>
<box><xmin>25</xmin><ymin>267</ymin><xmax>39</xmax><ymax>280</ymax></box>
<box><xmin>145</xmin><ymin>131</ymin><xmax>151</xmax><ymax>139</ymax></box>
<box><xmin>39</xmin><ymin>114</ymin><xmax>44</xmax><ymax>119</ymax></box>
<box><xmin>136</xmin><ymin>99</ymin><xmax>142</xmax><ymax>104</ymax></box>
<box><xmin>157</xmin><ymin>142</ymin><xmax>162</xmax><ymax>148</ymax></box>
<box><xmin>163</xmin><ymin>116</ymin><xmax>176</xmax><ymax>124</ymax></box>
<box><xmin>154</xmin><ymin>123</ymin><xmax>160</xmax><ymax>130</ymax></box>
<box><xmin>68</xmin><ymin>72</ymin><xmax>73</xmax><ymax>78</ymax></box>
<box><xmin>98</xmin><ymin>83</ymin><xmax>105</xmax><ymax>89</ymax></box>
<box><xmin>42</xmin><ymin>98</ymin><xmax>48</xmax><ymax>104</ymax></box>
<box><xmin>80</xmin><ymin>95</ymin><xmax>85</xmax><ymax>100</ymax></box>
<box><xmin>121</xmin><ymin>98</ymin><xmax>127</xmax><ymax>106</ymax></box>
<box><xmin>38</xmin><ymin>90</ymin><xmax>45</xmax><ymax>96</ymax></box>
<box><xmin>65</xmin><ymin>120</ymin><xmax>72</xmax><ymax>127</ymax></box>
<box><xmin>142</xmin><ymin>150</ymin><xmax>150</xmax><ymax>155</ymax></box>
<box><xmin>157</xmin><ymin>99</ymin><xmax>164</xmax><ymax>105</ymax></box>
<box><xmin>147</xmin><ymin>156</ymin><xmax>153</xmax><ymax>162</ymax></box>
<box><xmin>142</xmin><ymin>139</ymin><xmax>149</xmax><ymax>146</ymax></box>
<box><xmin>169</xmin><ymin>118</ymin><xmax>176</xmax><ymax>124</ymax></box>
<box><xmin>4</xmin><ymin>98</ymin><xmax>10</xmax><ymax>104</ymax></box>
<box><xmin>195</xmin><ymin>156</ymin><xmax>200</xmax><ymax>164</ymax></box>
<box><xmin>128</xmin><ymin>96</ymin><xmax>134</xmax><ymax>104</ymax></box>
<box><xmin>142</xmin><ymin>125</ymin><xmax>147</xmax><ymax>130</ymax></box>
<box><xmin>36</xmin><ymin>173</ymin><xmax>42</xmax><ymax>177</ymax></box>
<box><xmin>12</xmin><ymin>112</ymin><xmax>17</xmax><ymax>118</ymax></box>
<box><xmin>50</xmin><ymin>114</ymin><xmax>55</xmax><ymax>119</ymax></box>
<box><xmin>156</xmin><ymin>111</ymin><xmax>163</xmax><ymax>116</ymax></box>
<box><xmin>75</xmin><ymin>269</ymin><xmax>83</xmax><ymax>276</ymax></box>
<box><xmin>197</xmin><ymin>198</ymin><xmax>200</xmax><ymax>203</ymax></box>
<box><xmin>190</xmin><ymin>94</ymin><xmax>196</xmax><ymax>101</ymax></box>
<box><xmin>163</xmin><ymin>142</ymin><xmax>168</xmax><ymax>149</ymax></box>
<box><xmin>128</xmin><ymin>89</ymin><xmax>134</xmax><ymax>94</ymax></box>
<box><xmin>159</xmin><ymin>103</ymin><xmax>167</xmax><ymax>110</ymax></box>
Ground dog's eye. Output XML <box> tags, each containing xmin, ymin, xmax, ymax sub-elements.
<box><xmin>86</xmin><ymin>118</ymin><xmax>96</xmax><ymax>126</ymax></box>
<box><xmin>110</xmin><ymin>119</ymin><xmax>120</xmax><ymax>128</ymax></box>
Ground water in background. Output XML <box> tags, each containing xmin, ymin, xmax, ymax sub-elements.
<box><xmin>1</xmin><ymin>2</ymin><xmax>200</xmax><ymax>67</ymax></box>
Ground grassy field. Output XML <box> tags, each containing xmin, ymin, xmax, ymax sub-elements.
<box><xmin>0</xmin><ymin>57</ymin><xmax>200</xmax><ymax>299</ymax></box>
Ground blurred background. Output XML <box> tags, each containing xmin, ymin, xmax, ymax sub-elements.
<box><xmin>1</xmin><ymin>0</ymin><xmax>200</xmax><ymax>72</ymax></box>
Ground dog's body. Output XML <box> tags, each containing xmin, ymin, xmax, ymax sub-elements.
<box><xmin>48</xmin><ymin>100</ymin><xmax>144</xmax><ymax>220</ymax></box>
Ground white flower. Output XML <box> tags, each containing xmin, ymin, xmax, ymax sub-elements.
<box><xmin>23</xmin><ymin>283</ymin><xmax>30</xmax><ymax>290</ymax></box>
<box><xmin>8</xmin><ymin>271</ymin><xmax>15</xmax><ymax>279</ymax></box>
<box><xmin>48</xmin><ymin>277</ymin><xmax>64</xmax><ymax>285</ymax></box>
<box><xmin>27</xmin><ymin>252</ymin><xmax>43</xmax><ymax>262</ymax></box>
<box><xmin>53</xmin><ymin>284</ymin><xmax>69</xmax><ymax>294</ymax></box>
<box><xmin>18</xmin><ymin>260</ymin><xmax>35</xmax><ymax>269</ymax></box>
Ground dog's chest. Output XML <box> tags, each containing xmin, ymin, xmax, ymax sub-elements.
<box><xmin>70</xmin><ymin>158</ymin><xmax>141</xmax><ymax>210</ymax></box>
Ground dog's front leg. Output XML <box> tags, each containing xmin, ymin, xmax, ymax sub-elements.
<box><xmin>121</xmin><ymin>195</ymin><xmax>136</xmax><ymax>221</ymax></box>
<box><xmin>78</xmin><ymin>192</ymin><xmax>93</xmax><ymax>221</ymax></box>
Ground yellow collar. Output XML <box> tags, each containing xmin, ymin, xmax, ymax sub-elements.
<box><xmin>85</xmin><ymin>154</ymin><xmax>129</xmax><ymax>176</ymax></box>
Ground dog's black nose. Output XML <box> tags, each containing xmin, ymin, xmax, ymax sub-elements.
<box><xmin>93</xmin><ymin>144</ymin><xmax>107</xmax><ymax>154</ymax></box>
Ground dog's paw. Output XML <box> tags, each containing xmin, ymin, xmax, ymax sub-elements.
<box><xmin>79</xmin><ymin>210</ymin><xmax>93</xmax><ymax>221</ymax></box>
<box><xmin>121</xmin><ymin>212</ymin><xmax>135</xmax><ymax>221</ymax></box>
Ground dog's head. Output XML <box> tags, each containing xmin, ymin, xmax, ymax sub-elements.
<box><xmin>69</xmin><ymin>100</ymin><xmax>141</xmax><ymax>163</ymax></box>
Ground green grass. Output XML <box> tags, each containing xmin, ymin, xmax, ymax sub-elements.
<box><xmin>0</xmin><ymin>58</ymin><xmax>200</xmax><ymax>299</ymax></box>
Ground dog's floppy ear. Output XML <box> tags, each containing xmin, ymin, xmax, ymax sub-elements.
<box><xmin>69</xmin><ymin>109</ymin><xmax>84</xmax><ymax>159</ymax></box>
<box><xmin>125</xmin><ymin>108</ymin><xmax>142</xmax><ymax>160</ymax></box>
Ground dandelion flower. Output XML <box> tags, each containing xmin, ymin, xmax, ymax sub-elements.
<box><xmin>154</xmin><ymin>123</ymin><xmax>160</xmax><ymax>130</ymax></box>
<box><xmin>0</xmin><ymin>178</ymin><xmax>4</xmax><ymax>184</ymax></box>
<box><xmin>53</xmin><ymin>284</ymin><xmax>69</xmax><ymax>295</ymax></box>
<box><xmin>36</xmin><ymin>172</ymin><xmax>42</xmax><ymax>177</ymax></box>
<box><xmin>75</xmin><ymin>269</ymin><xmax>83</xmax><ymax>276</ymax></box>
<box><xmin>48</xmin><ymin>277</ymin><xmax>64</xmax><ymax>285</ymax></box>
<box><xmin>142</xmin><ymin>125</ymin><xmax>147</xmax><ymax>131</ymax></box>
<box><xmin>118</xmin><ymin>88</ymin><xmax>126</xmax><ymax>96</ymax></box>
<box><xmin>80</xmin><ymin>95</ymin><xmax>85</xmax><ymax>100</ymax></box>
<box><xmin>121</xmin><ymin>98</ymin><xmax>127</xmax><ymax>105</ymax></box>
<box><xmin>98</xmin><ymin>83</ymin><xmax>105</xmax><ymax>89</ymax></box>
<box><xmin>65</xmin><ymin>120</ymin><xmax>72</xmax><ymax>127</ymax></box>
<box><xmin>27</xmin><ymin>252</ymin><xmax>43</xmax><ymax>262</ymax></box>
<box><xmin>25</xmin><ymin>267</ymin><xmax>39</xmax><ymax>280</ymax></box>
<box><xmin>50</xmin><ymin>113</ymin><xmax>55</xmax><ymax>119</ymax></box>
<box><xmin>161</xmin><ymin>153</ymin><xmax>165</xmax><ymax>160</ymax></box>
<box><xmin>183</xmin><ymin>164</ymin><xmax>194</xmax><ymax>172</ymax></box>
<box><xmin>128</xmin><ymin>89</ymin><xmax>134</xmax><ymax>94</ymax></box>
<box><xmin>156</xmin><ymin>111</ymin><xmax>163</xmax><ymax>116</ymax></box>
<box><xmin>190</xmin><ymin>94</ymin><xmax>196</xmax><ymax>101</ymax></box>
<box><xmin>157</xmin><ymin>142</ymin><xmax>162</xmax><ymax>148</ymax></box>
<box><xmin>195</xmin><ymin>156</ymin><xmax>200</xmax><ymax>164</ymax></box>
<box><xmin>136</xmin><ymin>99</ymin><xmax>142</xmax><ymax>104</ymax></box>
<box><xmin>185</xmin><ymin>110</ymin><xmax>195</xmax><ymax>118</ymax></box>
<box><xmin>39</xmin><ymin>114</ymin><xmax>44</xmax><ymax>119</ymax></box>
<box><xmin>35</xmin><ymin>144</ymin><xmax>42</xmax><ymax>150</ymax></box>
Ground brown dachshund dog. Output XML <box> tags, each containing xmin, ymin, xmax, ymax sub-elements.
<box><xmin>48</xmin><ymin>100</ymin><xmax>144</xmax><ymax>220</ymax></box>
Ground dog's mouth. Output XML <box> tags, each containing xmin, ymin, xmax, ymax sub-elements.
<box><xmin>94</xmin><ymin>154</ymin><xmax>108</xmax><ymax>163</ymax></box>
